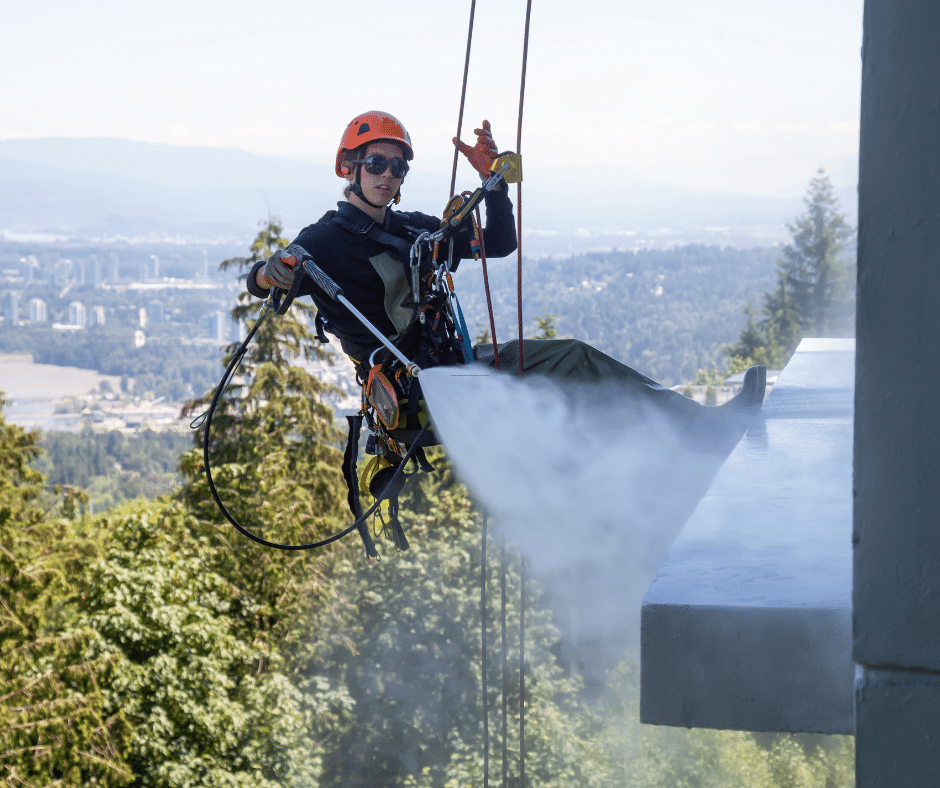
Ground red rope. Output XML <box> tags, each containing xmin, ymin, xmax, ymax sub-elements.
<box><xmin>450</xmin><ymin>0</ymin><xmax>477</xmax><ymax>200</ymax></box>
<box><xmin>471</xmin><ymin>205</ymin><xmax>501</xmax><ymax>370</ymax></box>
<box><xmin>515</xmin><ymin>0</ymin><xmax>533</xmax><ymax>378</ymax></box>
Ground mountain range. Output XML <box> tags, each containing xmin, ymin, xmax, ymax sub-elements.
<box><xmin>0</xmin><ymin>137</ymin><xmax>858</xmax><ymax>252</ymax></box>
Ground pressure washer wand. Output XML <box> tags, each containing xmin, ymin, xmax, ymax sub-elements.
<box><xmin>270</xmin><ymin>245</ymin><xmax>420</xmax><ymax>377</ymax></box>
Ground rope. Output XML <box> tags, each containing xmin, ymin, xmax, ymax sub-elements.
<box><xmin>451</xmin><ymin>1</ymin><xmax>534</xmax><ymax>781</ymax></box>
<box><xmin>500</xmin><ymin>538</ymin><xmax>509</xmax><ymax>788</ymax></box>
<box><xmin>515</xmin><ymin>0</ymin><xmax>534</xmax><ymax>377</ymax></box>
<box><xmin>519</xmin><ymin>556</ymin><xmax>526</xmax><ymax>786</ymax></box>
<box><xmin>472</xmin><ymin>205</ymin><xmax>501</xmax><ymax>370</ymax></box>
<box><xmin>450</xmin><ymin>0</ymin><xmax>478</xmax><ymax>200</ymax></box>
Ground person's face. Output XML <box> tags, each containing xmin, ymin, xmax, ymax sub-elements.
<box><xmin>347</xmin><ymin>141</ymin><xmax>408</xmax><ymax>207</ymax></box>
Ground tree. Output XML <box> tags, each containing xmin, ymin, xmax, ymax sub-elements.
<box><xmin>0</xmin><ymin>400</ymin><xmax>131</xmax><ymax>785</ymax></box>
<box><xmin>77</xmin><ymin>501</ymin><xmax>340</xmax><ymax>788</ymax></box>
<box><xmin>314</xmin><ymin>486</ymin><xmax>609</xmax><ymax>788</ymax></box>
<box><xmin>531</xmin><ymin>311</ymin><xmax>560</xmax><ymax>340</ymax></box>
<box><xmin>725</xmin><ymin>170</ymin><xmax>855</xmax><ymax>370</ymax></box>
<box><xmin>178</xmin><ymin>215</ymin><xmax>357</xmax><ymax>665</ymax></box>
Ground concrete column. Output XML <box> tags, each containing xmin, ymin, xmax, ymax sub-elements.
<box><xmin>855</xmin><ymin>2</ymin><xmax>940</xmax><ymax>785</ymax></box>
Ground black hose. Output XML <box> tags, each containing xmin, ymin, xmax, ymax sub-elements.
<box><xmin>199</xmin><ymin>303</ymin><xmax>428</xmax><ymax>552</ymax></box>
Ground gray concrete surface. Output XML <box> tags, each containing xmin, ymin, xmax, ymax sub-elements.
<box><xmin>641</xmin><ymin>338</ymin><xmax>854</xmax><ymax>734</ymax></box>
<box><xmin>854</xmin><ymin>2</ymin><xmax>940</xmax><ymax>784</ymax></box>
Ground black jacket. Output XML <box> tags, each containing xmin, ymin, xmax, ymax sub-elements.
<box><xmin>247</xmin><ymin>189</ymin><xmax>516</xmax><ymax>362</ymax></box>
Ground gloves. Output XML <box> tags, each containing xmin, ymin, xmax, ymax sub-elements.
<box><xmin>454</xmin><ymin>119</ymin><xmax>498</xmax><ymax>179</ymax></box>
<box><xmin>259</xmin><ymin>248</ymin><xmax>297</xmax><ymax>290</ymax></box>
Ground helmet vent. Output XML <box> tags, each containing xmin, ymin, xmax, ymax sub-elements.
<box><xmin>357</xmin><ymin>123</ymin><xmax>371</xmax><ymax>136</ymax></box>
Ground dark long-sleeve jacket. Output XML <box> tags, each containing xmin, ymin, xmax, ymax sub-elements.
<box><xmin>247</xmin><ymin>188</ymin><xmax>516</xmax><ymax>363</ymax></box>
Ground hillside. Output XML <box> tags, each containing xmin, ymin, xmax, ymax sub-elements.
<box><xmin>0</xmin><ymin>136</ymin><xmax>860</xmax><ymax>253</ymax></box>
<box><xmin>455</xmin><ymin>244</ymin><xmax>781</xmax><ymax>385</ymax></box>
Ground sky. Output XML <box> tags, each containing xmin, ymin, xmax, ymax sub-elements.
<box><xmin>2</xmin><ymin>0</ymin><xmax>863</xmax><ymax>197</ymax></box>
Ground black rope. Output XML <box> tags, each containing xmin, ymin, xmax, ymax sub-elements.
<box><xmin>197</xmin><ymin>301</ymin><xmax>429</xmax><ymax>552</ymax></box>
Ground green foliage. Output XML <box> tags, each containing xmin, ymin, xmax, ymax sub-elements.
<box><xmin>315</xmin><ymin>485</ymin><xmax>607</xmax><ymax>788</ymax></box>
<box><xmin>725</xmin><ymin>171</ymin><xmax>855</xmax><ymax>370</ymax></box>
<box><xmin>78</xmin><ymin>502</ymin><xmax>331</xmax><ymax>787</ymax></box>
<box><xmin>531</xmin><ymin>309</ymin><xmax>561</xmax><ymax>340</ymax></box>
<box><xmin>0</xmin><ymin>404</ymin><xmax>131</xmax><ymax>786</ymax></box>
<box><xmin>179</xmin><ymin>216</ymin><xmax>354</xmax><ymax>666</ymax></box>
<box><xmin>180</xmin><ymin>215</ymin><xmax>348</xmax><ymax>556</ymax></box>
<box><xmin>34</xmin><ymin>427</ymin><xmax>191</xmax><ymax>511</ymax></box>
<box><xmin>596</xmin><ymin>661</ymin><xmax>854</xmax><ymax>788</ymax></box>
<box><xmin>0</xmin><ymin>322</ymin><xmax>222</xmax><ymax>401</ymax></box>
<box><xmin>1</xmin><ymin>214</ymin><xmax>863</xmax><ymax>785</ymax></box>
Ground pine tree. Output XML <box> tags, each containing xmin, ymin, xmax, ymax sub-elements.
<box><xmin>179</xmin><ymin>217</ymin><xmax>355</xmax><ymax>660</ymax></box>
<box><xmin>726</xmin><ymin>170</ymin><xmax>855</xmax><ymax>369</ymax></box>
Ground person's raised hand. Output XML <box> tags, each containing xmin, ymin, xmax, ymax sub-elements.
<box><xmin>454</xmin><ymin>119</ymin><xmax>498</xmax><ymax>179</ymax></box>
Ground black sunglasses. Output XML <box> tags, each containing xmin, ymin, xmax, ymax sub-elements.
<box><xmin>351</xmin><ymin>154</ymin><xmax>410</xmax><ymax>178</ymax></box>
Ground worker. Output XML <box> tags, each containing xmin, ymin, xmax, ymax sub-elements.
<box><xmin>246</xmin><ymin>110</ymin><xmax>516</xmax><ymax>372</ymax></box>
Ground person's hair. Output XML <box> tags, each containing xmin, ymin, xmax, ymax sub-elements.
<box><xmin>340</xmin><ymin>145</ymin><xmax>364</xmax><ymax>198</ymax></box>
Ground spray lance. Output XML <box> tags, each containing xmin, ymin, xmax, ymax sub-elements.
<box><xmin>271</xmin><ymin>245</ymin><xmax>421</xmax><ymax>377</ymax></box>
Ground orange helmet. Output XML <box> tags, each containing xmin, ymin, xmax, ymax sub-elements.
<box><xmin>335</xmin><ymin>111</ymin><xmax>414</xmax><ymax>177</ymax></box>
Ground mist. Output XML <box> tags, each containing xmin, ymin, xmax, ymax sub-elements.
<box><xmin>420</xmin><ymin>366</ymin><xmax>737</xmax><ymax>677</ymax></box>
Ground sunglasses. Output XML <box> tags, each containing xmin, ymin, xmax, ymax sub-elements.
<box><xmin>351</xmin><ymin>154</ymin><xmax>410</xmax><ymax>178</ymax></box>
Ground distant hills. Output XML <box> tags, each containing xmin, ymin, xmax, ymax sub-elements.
<box><xmin>0</xmin><ymin>137</ymin><xmax>857</xmax><ymax>251</ymax></box>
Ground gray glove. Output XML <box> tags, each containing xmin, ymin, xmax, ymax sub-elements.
<box><xmin>260</xmin><ymin>249</ymin><xmax>297</xmax><ymax>290</ymax></box>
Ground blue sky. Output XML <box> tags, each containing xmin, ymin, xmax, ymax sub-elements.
<box><xmin>2</xmin><ymin>0</ymin><xmax>862</xmax><ymax>196</ymax></box>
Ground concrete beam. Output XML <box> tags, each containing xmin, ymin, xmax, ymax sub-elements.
<box><xmin>641</xmin><ymin>338</ymin><xmax>854</xmax><ymax>734</ymax></box>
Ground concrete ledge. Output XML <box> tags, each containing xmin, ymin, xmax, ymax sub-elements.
<box><xmin>640</xmin><ymin>338</ymin><xmax>854</xmax><ymax>734</ymax></box>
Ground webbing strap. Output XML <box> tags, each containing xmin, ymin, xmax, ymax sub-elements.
<box><xmin>343</xmin><ymin>414</ymin><xmax>378</xmax><ymax>559</ymax></box>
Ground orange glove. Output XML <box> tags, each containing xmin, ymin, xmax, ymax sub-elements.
<box><xmin>454</xmin><ymin>119</ymin><xmax>498</xmax><ymax>179</ymax></box>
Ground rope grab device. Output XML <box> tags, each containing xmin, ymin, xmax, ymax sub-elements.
<box><xmin>197</xmin><ymin>153</ymin><xmax>522</xmax><ymax>558</ymax></box>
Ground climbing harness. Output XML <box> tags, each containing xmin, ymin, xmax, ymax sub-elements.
<box><xmin>193</xmin><ymin>297</ymin><xmax>431</xmax><ymax>557</ymax></box>
<box><xmin>197</xmin><ymin>150</ymin><xmax>520</xmax><ymax>559</ymax></box>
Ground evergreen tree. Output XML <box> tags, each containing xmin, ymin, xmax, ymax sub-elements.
<box><xmin>178</xmin><ymin>216</ymin><xmax>354</xmax><ymax>662</ymax></box>
<box><xmin>725</xmin><ymin>170</ymin><xmax>855</xmax><ymax>369</ymax></box>
<box><xmin>0</xmin><ymin>400</ymin><xmax>131</xmax><ymax>785</ymax></box>
<box><xmin>77</xmin><ymin>501</ymin><xmax>341</xmax><ymax>788</ymax></box>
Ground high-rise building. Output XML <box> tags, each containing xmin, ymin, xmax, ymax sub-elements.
<box><xmin>54</xmin><ymin>258</ymin><xmax>72</xmax><ymax>286</ymax></box>
<box><xmin>88</xmin><ymin>254</ymin><xmax>100</xmax><ymax>287</ymax></box>
<box><xmin>3</xmin><ymin>292</ymin><xmax>18</xmax><ymax>323</ymax></box>
<box><xmin>29</xmin><ymin>298</ymin><xmax>48</xmax><ymax>322</ymax></box>
<box><xmin>139</xmin><ymin>307</ymin><xmax>148</xmax><ymax>328</ymax></box>
<box><xmin>150</xmin><ymin>255</ymin><xmax>160</xmax><ymax>278</ymax></box>
<box><xmin>207</xmin><ymin>311</ymin><xmax>226</xmax><ymax>342</ymax></box>
<box><xmin>19</xmin><ymin>256</ymin><xmax>38</xmax><ymax>283</ymax></box>
<box><xmin>88</xmin><ymin>306</ymin><xmax>106</xmax><ymax>326</ymax></box>
<box><xmin>230</xmin><ymin>315</ymin><xmax>246</xmax><ymax>343</ymax></box>
<box><xmin>147</xmin><ymin>300</ymin><xmax>164</xmax><ymax>324</ymax></box>
<box><xmin>68</xmin><ymin>301</ymin><xmax>86</xmax><ymax>328</ymax></box>
<box><xmin>107</xmin><ymin>252</ymin><xmax>119</xmax><ymax>284</ymax></box>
